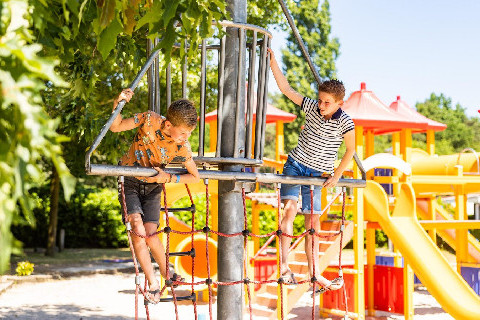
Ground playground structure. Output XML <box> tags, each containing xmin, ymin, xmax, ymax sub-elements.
<box><xmin>84</xmin><ymin>0</ymin><xmax>480</xmax><ymax>319</ymax></box>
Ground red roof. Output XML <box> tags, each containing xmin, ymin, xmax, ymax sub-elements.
<box><xmin>204</xmin><ymin>90</ymin><xmax>297</xmax><ymax>124</ymax></box>
<box><xmin>342</xmin><ymin>83</ymin><xmax>428</xmax><ymax>134</ymax></box>
<box><xmin>388</xmin><ymin>96</ymin><xmax>447</xmax><ymax>132</ymax></box>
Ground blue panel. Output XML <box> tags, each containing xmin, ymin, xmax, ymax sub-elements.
<box><xmin>461</xmin><ymin>266</ymin><xmax>480</xmax><ymax>295</ymax></box>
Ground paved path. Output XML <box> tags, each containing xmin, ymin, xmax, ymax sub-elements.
<box><xmin>0</xmin><ymin>269</ymin><xmax>453</xmax><ymax>320</ymax></box>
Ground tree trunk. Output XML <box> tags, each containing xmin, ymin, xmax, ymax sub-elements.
<box><xmin>46</xmin><ymin>165</ymin><xmax>60</xmax><ymax>256</ymax></box>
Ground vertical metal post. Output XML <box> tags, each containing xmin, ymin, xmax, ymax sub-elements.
<box><xmin>254</xmin><ymin>35</ymin><xmax>267</xmax><ymax>159</ymax></box>
<box><xmin>259</xmin><ymin>36</ymin><xmax>270</xmax><ymax>159</ymax></box>
<box><xmin>216</xmin><ymin>34</ymin><xmax>226</xmax><ymax>158</ymax></box>
<box><xmin>233</xmin><ymin>29</ymin><xmax>246</xmax><ymax>158</ymax></box>
<box><xmin>217</xmin><ymin>0</ymin><xmax>246</xmax><ymax>319</ymax></box>
<box><xmin>166</xmin><ymin>63</ymin><xmax>172</xmax><ymax>107</ymax></box>
<box><xmin>154</xmin><ymin>37</ymin><xmax>161</xmax><ymax>114</ymax></box>
<box><xmin>147</xmin><ymin>38</ymin><xmax>155</xmax><ymax>112</ymax></box>
<box><xmin>475</xmin><ymin>203</ymin><xmax>480</xmax><ymax>220</ymax></box>
<box><xmin>182</xmin><ymin>40</ymin><xmax>188</xmax><ymax>99</ymax></box>
<box><xmin>245</xmin><ymin>31</ymin><xmax>256</xmax><ymax>159</ymax></box>
<box><xmin>199</xmin><ymin>39</ymin><xmax>207</xmax><ymax>157</ymax></box>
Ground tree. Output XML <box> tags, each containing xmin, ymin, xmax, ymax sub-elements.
<box><xmin>0</xmin><ymin>0</ymin><xmax>75</xmax><ymax>272</ymax></box>
<box><xmin>415</xmin><ymin>93</ymin><xmax>480</xmax><ymax>155</ymax></box>
<box><xmin>271</xmin><ymin>0</ymin><xmax>340</xmax><ymax>152</ymax></box>
<box><xmin>2</xmin><ymin>0</ymin><xmax>286</xmax><ymax>265</ymax></box>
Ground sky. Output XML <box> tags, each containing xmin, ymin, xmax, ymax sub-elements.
<box><xmin>268</xmin><ymin>0</ymin><xmax>480</xmax><ymax>117</ymax></box>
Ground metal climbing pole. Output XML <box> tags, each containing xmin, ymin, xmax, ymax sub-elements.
<box><xmin>217</xmin><ymin>0</ymin><xmax>246</xmax><ymax>319</ymax></box>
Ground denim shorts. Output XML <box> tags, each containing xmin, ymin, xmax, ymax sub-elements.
<box><xmin>280</xmin><ymin>156</ymin><xmax>324</xmax><ymax>215</ymax></box>
<box><xmin>118</xmin><ymin>176</ymin><xmax>163</xmax><ymax>225</ymax></box>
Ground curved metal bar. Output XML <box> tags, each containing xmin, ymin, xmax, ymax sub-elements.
<box><xmin>457</xmin><ymin>148</ymin><xmax>480</xmax><ymax>173</ymax></box>
<box><xmin>214</xmin><ymin>20</ymin><xmax>273</xmax><ymax>38</ymax></box>
<box><xmin>88</xmin><ymin>164</ymin><xmax>366</xmax><ymax>188</ymax></box>
<box><xmin>276</xmin><ymin>0</ymin><xmax>322</xmax><ymax>86</ymax></box>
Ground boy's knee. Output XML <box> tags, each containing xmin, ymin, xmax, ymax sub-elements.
<box><xmin>128</xmin><ymin>213</ymin><xmax>146</xmax><ymax>232</ymax></box>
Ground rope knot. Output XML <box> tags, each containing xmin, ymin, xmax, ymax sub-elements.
<box><xmin>276</xmin><ymin>229</ymin><xmax>283</xmax><ymax>236</ymax></box>
<box><xmin>163</xmin><ymin>226</ymin><xmax>171</xmax><ymax>234</ymax></box>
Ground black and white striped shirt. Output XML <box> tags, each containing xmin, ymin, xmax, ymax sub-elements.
<box><xmin>289</xmin><ymin>97</ymin><xmax>355</xmax><ymax>174</ymax></box>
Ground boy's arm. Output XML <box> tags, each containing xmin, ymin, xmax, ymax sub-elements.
<box><xmin>323</xmin><ymin>129</ymin><xmax>356</xmax><ymax>188</ymax></box>
<box><xmin>268</xmin><ymin>48</ymin><xmax>304</xmax><ymax>106</ymax></box>
<box><xmin>171</xmin><ymin>158</ymin><xmax>200</xmax><ymax>184</ymax></box>
<box><xmin>141</xmin><ymin>158</ymin><xmax>200</xmax><ymax>184</ymax></box>
<box><xmin>110</xmin><ymin>88</ymin><xmax>141</xmax><ymax>132</ymax></box>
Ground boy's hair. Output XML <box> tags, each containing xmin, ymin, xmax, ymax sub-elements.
<box><xmin>166</xmin><ymin>99</ymin><xmax>198</xmax><ymax>128</ymax></box>
<box><xmin>319</xmin><ymin>79</ymin><xmax>345</xmax><ymax>101</ymax></box>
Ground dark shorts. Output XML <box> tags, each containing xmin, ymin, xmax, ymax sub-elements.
<box><xmin>118</xmin><ymin>176</ymin><xmax>163</xmax><ymax>225</ymax></box>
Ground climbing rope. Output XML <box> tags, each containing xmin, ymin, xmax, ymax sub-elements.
<box><xmin>119</xmin><ymin>176</ymin><xmax>349</xmax><ymax>320</ymax></box>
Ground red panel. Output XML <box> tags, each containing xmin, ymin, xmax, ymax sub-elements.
<box><xmin>322</xmin><ymin>265</ymin><xmax>404</xmax><ymax>314</ymax></box>
<box><xmin>254</xmin><ymin>257</ymin><xmax>277</xmax><ymax>291</ymax></box>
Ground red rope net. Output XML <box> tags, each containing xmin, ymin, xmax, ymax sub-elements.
<box><xmin>119</xmin><ymin>177</ymin><xmax>349</xmax><ymax>320</ymax></box>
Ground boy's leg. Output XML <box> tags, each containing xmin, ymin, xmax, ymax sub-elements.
<box><xmin>144</xmin><ymin>222</ymin><xmax>168</xmax><ymax>279</ymax></box>
<box><xmin>128</xmin><ymin>214</ymin><xmax>161</xmax><ymax>294</ymax></box>
<box><xmin>280</xmin><ymin>199</ymin><xmax>298</xmax><ymax>275</ymax></box>
<box><xmin>304</xmin><ymin>215</ymin><xmax>329</xmax><ymax>286</ymax></box>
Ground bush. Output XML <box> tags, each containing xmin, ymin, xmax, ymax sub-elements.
<box><xmin>12</xmin><ymin>183</ymin><xmax>127</xmax><ymax>249</ymax></box>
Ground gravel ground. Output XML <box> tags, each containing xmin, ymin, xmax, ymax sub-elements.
<box><xmin>0</xmin><ymin>272</ymin><xmax>454</xmax><ymax>320</ymax></box>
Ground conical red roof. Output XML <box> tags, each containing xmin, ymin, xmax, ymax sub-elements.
<box><xmin>388</xmin><ymin>96</ymin><xmax>446</xmax><ymax>132</ymax></box>
<box><xmin>342</xmin><ymin>83</ymin><xmax>428</xmax><ymax>134</ymax></box>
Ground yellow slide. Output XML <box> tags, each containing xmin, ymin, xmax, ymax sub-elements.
<box><xmin>364</xmin><ymin>181</ymin><xmax>480</xmax><ymax>320</ymax></box>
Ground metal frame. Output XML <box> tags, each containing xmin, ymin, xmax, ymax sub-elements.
<box><xmin>84</xmin><ymin>19</ymin><xmax>366</xmax><ymax>188</ymax></box>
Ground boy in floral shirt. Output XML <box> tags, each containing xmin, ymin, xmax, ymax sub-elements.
<box><xmin>111</xmin><ymin>88</ymin><xmax>200</xmax><ymax>303</ymax></box>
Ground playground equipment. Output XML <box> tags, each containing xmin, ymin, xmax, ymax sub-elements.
<box><xmin>365</xmin><ymin>181</ymin><xmax>480</xmax><ymax>320</ymax></box>
<box><xmin>85</xmin><ymin>0</ymin><xmax>366</xmax><ymax>318</ymax></box>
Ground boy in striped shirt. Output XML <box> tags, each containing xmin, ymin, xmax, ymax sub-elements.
<box><xmin>268</xmin><ymin>49</ymin><xmax>355</xmax><ymax>292</ymax></box>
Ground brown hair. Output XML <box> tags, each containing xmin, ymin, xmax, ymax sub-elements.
<box><xmin>166</xmin><ymin>99</ymin><xmax>198</xmax><ymax>128</ymax></box>
<box><xmin>318</xmin><ymin>79</ymin><xmax>345</xmax><ymax>101</ymax></box>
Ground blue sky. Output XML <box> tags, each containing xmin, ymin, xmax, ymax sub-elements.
<box><xmin>268</xmin><ymin>0</ymin><xmax>480</xmax><ymax>117</ymax></box>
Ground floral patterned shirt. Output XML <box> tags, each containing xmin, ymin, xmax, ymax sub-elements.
<box><xmin>120</xmin><ymin>111</ymin><xmax>192</xmax><ymax>182</ymax></box>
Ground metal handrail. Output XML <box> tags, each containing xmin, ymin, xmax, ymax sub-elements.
<box><xmin>457</xmin><ymin>147</ymin><xmax>480</xmax><ymax>174</ymax></box>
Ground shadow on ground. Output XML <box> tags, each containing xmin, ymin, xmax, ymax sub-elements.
<box><xmin>0</xmin><ymin>304</ymin><xmax>132</xmax><ymax>320</ymax></box>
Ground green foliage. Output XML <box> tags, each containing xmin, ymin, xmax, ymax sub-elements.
<box><xmin>415</xmin><ymin>93</ymin><xmax>480</xmax><ymax>154</ymax></box>
<box><xmin>15</xmin><ymin>261</ymin><xmax>34</xmax><ymax>276</ymax></box>
<box><xmin>0</xmin><ymin>0</ymin><xmax>75</xmax><ymax>274</ymax></box>
<box><xmin>272</xmin><ymin>0</ymin><xmax>339</xmax><ymax>152</ymax></box>
<box><xmin>12</xmin><ymin>184</ymin><xmax>127</xmax><ymax>249</ymax></box>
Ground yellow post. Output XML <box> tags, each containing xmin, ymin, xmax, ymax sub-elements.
<box><xmin>251</xmin><ymin>201</ymin><xmax>260</xmax><ymax>254</ymax></box>
<box><xmin>245</xmin><ymin>240</ymin><xmax>255</xmax><ymax>305</ymax></box>
<box><xmin>365</xmin><ymin>129</ymin><xmax>375</xmax><ymax>180</ymax></box>
<box><xmin>276</xmin><ymin>206</ymin><xmax>287</xmax><ymax>319</ymax></box>
<box><xmin>426</xmin><ymin>129</ymin><xmax>435</xmax><ymax>155</ymax></box>
<box><xmin>392</xmin><ymin>132</ymin><xmax>401</xmax><ymax>197</ymax></box>
<box><xmin>275</xmin><ymin>120</ymin><xmax>284</xmax><ymax>162</ymax></box>
<box><xmin>353</xmin><ymin>125</ymin><xmax>365</xmax><ymax>320</ymax></box>
<box><xmin>366</xmin><ymin>227</ymin><xmax>376</xmax><ymax>316</ymax></box>
<box><xmin>210</xmin><ymin>193</ymin><xmax>219</xmax><ymax>242</ymax></box>
<box><xmin>400</xmin><ymin>129</ymin><xmax>412</xmax><ymax>163</ymax></box>
<box><xmin>427</xmin><ymin>196</ymin><xmax>437</xmax><ymax>242</ymax></box>
<box><xmin>209</xmin><ymin>120</ymin><xmax>217</xmax><ymax>152</ymax></box>
<box><xmin>403</xmin><ymin>260</ymin><xmax>415</xmax><ymax>320</ymax></box>
<box><xmin>454</xmin><ymin>165</ymin><xmax>467</xmax><ymax>273</ymax></box>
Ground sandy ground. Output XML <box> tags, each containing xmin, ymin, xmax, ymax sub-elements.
<box><xmin>0</xmin><ymin>272</ymin><xmax>454</xmax><ymax>320</ymax></box>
